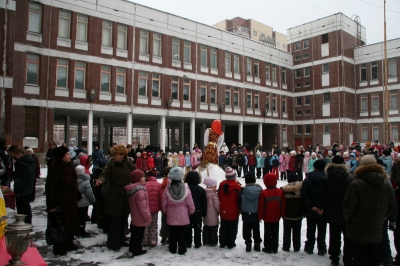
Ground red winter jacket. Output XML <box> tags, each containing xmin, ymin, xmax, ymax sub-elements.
<box><xmin>258</xmin><ymin>173</ymin><xmax>286</xmax><ymax>222</ymax></box>
<box><xmin>147</xmin><ymin>157</ymin><xmax>155</xmax><ymax>169</ymax></box>
<box><xmin>144</xmin><ymin>176</ymin><xmax>162</xmax><ymax>212</ymax></box>
<box><xmin>248</xmin><ymin>155</ymin><xmax>256</xmax><ymax>166</ymax></box>
<box><xmin>288</xmin><ymin>156</ymin><xmax>297</xmax><ymax>172</ymax></box>
<box><xmin>141</xmin><ymin>157</ymin><xmax>149</xmax><ymax>171</ymax></box>
<box><xmin>218</xmin><ymin>179</ymin><xmax>242</xmax><ymax>220</ymax></box>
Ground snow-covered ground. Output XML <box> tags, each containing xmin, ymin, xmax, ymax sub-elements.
<box><xmin>5</xmin><ymin>166</ymin><xmax>397</xmax><ymax>265</ymax></box>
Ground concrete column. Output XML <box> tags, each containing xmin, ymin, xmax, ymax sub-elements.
<box><xmin>258</xmin><ymin>122</ymin><xmax>263</xmax><ymax>146</ymax></box>
<box><xmin>64</xmin><ymin>116</ymin><xmax>70</xmax><ymax>144</ymax></box>
<box><xmin>104</xmin><ymin>124</ymin><xmax>109</xmax><ymax>155</ymax></box>
<box><xmin>77</xmin><ymin>122</ymin><xmax>83</xmax><ymax>148</ymax></box>
<box><xmin>179</xmin><ymin>122</ymin><xmax>184</xmax><ymax>151</ymax></box>
<box><xmin>238</xmin><ymin>121</ymin><xmax>243</xmax><ymax>146</ymax></box>
<box><xmin>190</xmin><ymin>118</ymin><xmax>195</xmax><ymax>151</ymax></box>
<box><xmin>127</xmin><ymin>113</ymin><xmax>132</xmax><ymax>145</ymax></box>
<box><xmin>98</xmin><ymin>118</ymin><xmax>104</xmax><ymax>150</ymax></box>
<box><xmin>200</xmin><ymin>123</ymin><xmax>206</xmax><ymax>149</ymax></box>
<box><xmin>87</xmin><ymin>110</ymin><xmax>93</xmax><ymax>155</ymax></box>
<box><xmin>160</xmin><ymin>115</ymin><xmax>166</xmax><ymax>152</ymax></box>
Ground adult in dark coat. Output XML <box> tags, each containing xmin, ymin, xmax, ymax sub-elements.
<box><xmin>185</xmin><ymin>171</ymin><xmax>207</xmax><ymax>248</ymax></box>
<box><xmin>46</xmin><ymin>146</ymin><xmax>82</xmax><ymax>256</ymax></box>
<box><xmin>0</xmin><ymin>137</ymin><xmax>12</xmax><ymax>187</ymax></box>
<box><xmin>322</xmin><ymin>156</ymin><xmax>354</xmax><ymax>266</ymax></box>
<box><xmin>25</xmin><ymin>147</ymin><xmax>40</xmax><ymax>202</ymax></box>
<box><xmin>392</xmin><ymin>154</ymin><xmax>400</xmax><ymax>265</ymax></box>
<box><xmin>45</xmin><ymin>141</ymin><xmax>57</xmax><ymax>167</ymax></box>
<box><xmin>302</xmin><ymin>159</ymin><xmax>327</xmax><ymax>255</ymax></box>
<box><xmin>96</xmin><ymin>145</ymin><xmax>136</xmax><ymax>250</ymax></box>
<box><xmin>343</xmin><ymin>155</ymin><xmax>395</xmax><ymax>266</ymax></box>
<box><xmin>295</xmin><ymin>151</ymin><xmax>305</xmax><ymax>181</ymax></box>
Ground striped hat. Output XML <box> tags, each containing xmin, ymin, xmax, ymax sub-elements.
<box><xmin>225</xmin><ymin>167</ymin><xmax>237</xmax><ymax>180</ymax></box>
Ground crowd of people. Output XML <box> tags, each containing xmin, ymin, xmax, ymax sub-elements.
<box><xmin>1</xmin><ymin>132</ymin><xmax>400</xmax><ymax>266</ymax></box>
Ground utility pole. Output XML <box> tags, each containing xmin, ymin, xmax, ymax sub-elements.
<box><xmin>383</xmin><ymin>0</ymin><xmax>389</xmax><ymax>145</ymax></box>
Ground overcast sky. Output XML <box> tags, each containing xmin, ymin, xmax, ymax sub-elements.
<box><xmin>128</xmin><ymin>0</ymin><xmax>400</xmax><ymax>45</ymax></box>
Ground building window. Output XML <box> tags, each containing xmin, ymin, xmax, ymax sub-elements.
<box><xmin>305</xmin><ymin>110</ymin><xmax>311</xmax><ymax>115</ymax></box>
<box><xmin>294</xmin><ymin>42</ymin><xmax>300</xmax><ymax>51</ymax></box>
<box><xmin>324</xmin><ymin>124</ymin><xmax>330</xmax><ymax>133</ymax></box>
<box><xmin>323</xmin><ymin>63</ymin><xmax>329</xmax><ymax>73</ymax></box>
<box><xmin>28</xmin><ymin>2</ymin><xmax>42</xmax><ymax>33</ymax></box>
<box><xmin>210</xmin><ymin>83</ymin><xmax>217</xmax><ymax>104</ymax></box>
<box><xmin>25</xmin><ymin>106</ymin><xmax>39</xmax><ymax>138</ymax></box>
<box><xmin>272</xmin><ymin>65</ymin><xmax>276</xmax><ymax>82</ymax></box>
<box><xmin>76</xmin><ymin>14</ymin><xmax>88</xmax><ymax>42</ymax></box>
<box><xmin>282</xmin><ymin>98</ymin><xmax>286</xmax><ymax>113</ymax></box>
<box><xmin>295</xmin><ymin>69</ymin><xmax>301</xmax><ymax>78</ymax></box>
<box><xmin>372</xmin><ymin>124</ymin><xmax>379</xmax><ymax>141</ymax></box>
<box><xmin>171</xmin><ymin>77</ymin><xmax>179</xmax><ymax>99</ymax></box>
<box><xmin>360</xmin><ymin>64</ymin><xmax>367</xmax><ymax>81</ymax></box>
<box><xmin>102</xmin><ymin>20</ymin><xmax>112</xmax><ymax>47</ymax></box>
<box><xmin>233</xmin><ymin>87</ymin><xmax>239</xmax><ymax>107</ymax></box>
<box><xmin>152</xmin><ymin>33</ymin><xmax>162</xmax><ymax>57</ymax></box>
<box><xmin>183</xmin><ymin>79</ymin><xmax>190</xmax><ymax>101</ymax></box>
<box><xmin>306</xmin><ymin>125</ymin><xmax>311</xmax><ymax>134</ymax></box>
<box><xmin>324</xmin><ymin>92</ymin><xmax>330</xmax><ymax>103</ymax></box>
<box><xmin>254</xmin><ymin>60</ymin><xmax>259</xmax><ymax>78</ymax></box>
<box><xmin>58</xmin><ymin>10</ymin><xmax>71</xmax><ymax>39</ymax></box>
<box><xmin>266</xmin><ymin>63</ymin><xmax>270</xmax><ymax>81</ymax></box>
<box><xmin>294</xmin><ymin>55</ymin><xmax>301</xmax><ymax>61</ymax></box>
<box><xmin>282</xmin><ymin>44</ymin><xmax>286</xmax><ymax>49</ymax></box>
<box><xmin>372</xmin><ymin>93</ymin><xmax>379</xmax><ymax>110</ymax></box>
<box><xmin>117</xmin><ymin>24</ymin><xmax>127</xmax><ymax>50</ymax></box>
<box><xmin>246</xmin><ymin>58</ymin><xmax>252</xmax><ymax>76</ymax></box>
<box><xmin>304</xmin><ymin>81</ymin><xmax>310</xmax><ymax>87</ymax></box>
<box><xmin>138</xmin><ymin>71</ymin><xmax>147</xmax><ymax>96</ymax></box>
<box><xmin>200</xmin><ymin>82</ymin><xmax>207</xmax><ymax>103</ymax></box>
<box><xmin>282</xmin><ymin>125</ymin><xmax>287</xmax><ymax>142</ymax></box>
<box><xmin>296</xmin><ymin>111</ymin><xmax>302</xmax><ymax>116</ymax></box>
<box><xmin>296</xmin><ymin>82</ymin><xmax>302</xmax><ymax>88</ymax></box>
<box><xmin>303</xmin><ymin>53</ymin><xmax>309</xmax><ymax>59</ymax></box>
<box><xmin>361</xmin><ymin>93</ymin><xmax>368</xmax><ymax>111</ymax></box>
<box><xmin>391</xmin><ymin>123</ymin><xmax>398</xmax><ymax>142</ymax></box>
<box><xmin>225</xmin><ymin>51</ymin><xmax>231</xmax><ymax>72</ymax></box>
<box><xmin>389</xmin><ymin>59</ymin><xmax>397</xmax><ymax>77</ymax></box>
<box><xmin>116</xmin><ymin>68</ymin><xmax>125</xmax><ymax>94</ymax></box>
<box><xmin>100</xmin><ymin>65</ymin><xmax>111</xmax><ymax>92</ymax></box>
<box><xmin>201</xmin><ymin>45</ymin><xmax>207</xmax><ymax>67</ymax></box>
<box><xmin>140</xmin><ymin>30</ymin><xmax>149</xmax><ymax>54</ymax></box>
<box><xmin>26</xmin><ymin>54</ymin><xmax>39</xmax><ymax>85</ymax></box>
<box><xmin>56</xmin><ymin>59</ymin><xmax>68</xmax><ymax>87</ymax></box>
<box><xmin>266</xmin><ymin>94</ymin><xmax>270</xmax><ymax>110</ymax></box>
<box><xmin>253</xmin><ymin>30</ymin><xmax>257</xmax><ymax>37</ymax></box>
<box><xmin>296</xmin><ymin>97</ymin><xmax>302</xmax><ymax>106</ymax></box>
<box><xmin>234</xmin><ymin>54</ymin><xmax>239</xmax><ymax>73</ymax></box>
<box><xmin>322</xmin><ymin>33</ymin><xmax>329</xmax><ymax>44</ymax></box>
<box><xmin>305</xmin><ymin>95</ymin><xmax>310</xmax><ymax>105</ymax></box>
<box><xmin>254</xmin><ymin>92</ymin><xmax>259</xmax><ymax>109</ymax></box>
<box><xmin>172</xmin><ymin>38</ymin><xmax>180</xmax><ymax>61</ymax></box>
<box><xmin>371</xmin><ymin>61</ymin><xmax>378</xmax><ymax>80</ymax></box>
<box><xmin>303</xmin><ymin>39</ymin><xmax>309</xmax><ymax>49</ymax></box>
<box><xmin>210</xmin><ymin>48</ymin><xmax>217</xmax><ymax>69</ymax></box>
<box><xmin>225</xmin><ymin>86</ymin><xmax>231</xmax><ymax>106</ymax></box>
<box><xmin>304</xmin><ymin>67</ymin><xmax>310</xmax><ymax>77</ymax></box>
<box><xmin>247</xmin><ymin>91</ymin><xmax>252</xmax><ymax>108</ymax></box>
<box><xmin>296</xmin><ymin>125</ymin><xmax>302</xmax><ymax>134</ymax></box>
<box><xmin>361</xmin><ymin>124</ymin><xmax>369</xmax><ymax>141</ymax></box>
<box><xmin>152</xmin><ymin>73</ymin><xmax>160</xmax><ymax>97</ymax></box>
<box><xmin>281</xmin><ymin>67</ymin><xmax>286</xmax><ymax>84</ymax></box>
<box><xmin>74</xmin><ymin>61</ymin><xmax>85</xmax><ymax>90</ymax></box>
<box><xmin>272</xmin><ymin>94</ymin><xmax>276</xmax><ymax>111</ymax></box>
<box><xmin>277</xmin><ymin>42</ymin><xmax>280</xmax><ymax>47</ymax></box>
<box><xmin>390</xmin><ymin>91</ymin><xmax>398</xmax><ymax>109</ymax></box>
<box><xmin>183</xmin><ymin>41</ymin><xmax>191</xmax><ymax>63</ymax></box>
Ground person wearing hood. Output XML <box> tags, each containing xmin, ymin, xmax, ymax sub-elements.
<box><xmin>269</xmin><ymin>152</ymin><xmax>280</xmax><ymax>179</ymax></box>
<box><xmin>11</xmin><ymin>146</ymin><xmax>36</xmax><ymax>224</ymax></box>
<box><xmin>281</xmin><ymin>172</ymin><xmax>305</xmax><ymax>253</ymax></box>
<box><xmin>302</xmin><ymin>159</ymin><xmax>327</xmax><ymax>256</ymax></box>
<box><xmin>258</xmin><ymin>172</ymin><xmax>286</xmax><ymax>254</ymax></box>
<box><xmin>24</xmin><ymin>147</ymin><xmax>40</xmax><ymax>202</ymax></box>
<box><xmin>248</xmin><ymin>150</ymin><xmax>257</xmax><ymax>175</ymax></box>
<box><xmin>295</xmin><ymin>150</ymin><xmax>305</xmax><ymax>181</ymax></box>
<box><xmin>184</xmin><ymin>171</ymin><xmax>207</xmax><ymax>248</ymax></box>
<box><xmin>220</xmin><ymin>142</ymin><xmax>229</xmax><ymax>155</ymax></box>
<box><xmin>343</xmin><ymin>155</ymin><xmax>395</xmax><ymax>266</ymax></box>
<box><xmin>307</xmin><ymin>152</ymin><xmax>317</xmax><ymax>174</ymax></box>
<box><xmin>380</xmin><ymin>150</ymin><xmax>393</xmax><ymax>175</ymax></box>
<box><xmin>203</xmin><ymin>176</ymin><xmax>220</xmax><ymax>247</ymax></box>
<box><xmin>240</xmin><ymin>173</ymin><xmax>263</xmax><ymax>252</ymax></box>
<box><xmin>322</xmin><ymin>156</ymin><xmax>354</xmax><ymax>266</ymax></box>
<box><xmin>162</xmin><ymin>167</ymin><xmax>195</xmax><ymax>255</ymax></box>
<box><xmin>255</xmin><ymin>151</ymin><xmax>263</xmax><ymax>179</ymax></box>
<box><xmin>79</xmin><ymin>154</ymin><xmax>91</xmax><ymax>175</ymax></box>
<box><xmin>76</xmin><ymin>165</ymin><xmax>96</xmax><ymax>237</ymax></box>
<box><xmin>125</xmin><ymin>170</ymin><xmax>151</xmax><ymax>257</ymax></box>
<box><xmin>348</xmin><ymin>152</ymin><xmax>358</xmax><ymax>173</ymax></box>
<box><xmin>391</xmin><ymin>154</ymin><xmax>400</xmax><ymax>265</ymax></box>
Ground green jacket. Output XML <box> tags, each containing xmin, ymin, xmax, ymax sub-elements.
<box><xmin>98</xmin><ymin>157</ymin><xmax>136</xmax><ymax>216</ymax></box>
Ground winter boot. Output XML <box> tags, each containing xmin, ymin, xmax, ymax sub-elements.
<box><xmin>254</xmin><ymin>243</ymin><xmax>261</xmax><ymax>252</ymax></box>
<box><xmin>246</xmin><ymin>244</ymin><xmax>251</xmax><ymax>253</ymax></box>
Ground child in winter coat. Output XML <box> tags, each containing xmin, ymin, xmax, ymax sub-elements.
<box><xmin>162</xmin><ymin>167</ymin><xmax>195</xmax><ymax>255</ymax></box>
<box><xmin>218</xmin><ymin>167</ymin><xmax>242</xmax><ymax>248</ymax></box>
<box><xmin>143</xmin><ymin>170</ymin><xmax>162</xmax><ymax>247</ymax></box>
<box><xmin>264</xmin><ymin>151</ymin><xmax>272</xmax><ymax>175</ymax></box>
<box><xmin>348</xmin><ymin>152</ymin><xmax>358</xmax><ymax>173</ymax></box>
<box><xmin>185</xmin><ymin>171</ymin><xmax>207</xmax><ymax>248</ymax></box>
<box><xmin>76</xmin><ymin>165</ymin><xmax>96</xmax><ymax>237</ymax></box>
<box><xmin>240</xmin><ymin>173</ymin><xmax>263</xmax><ymax>252</ymax></box>
<box><xmin>160</xmin><ymin>166</ymin><xmax>172</xmax><ymax>244</ymax></box>
<box><xmin>167</xmin><ymin>153</ymin><xmax>173</xmax><ymax>167</ymax></box>
<box><xmin>280</xmin><ymin>173</ymin><xmax>304</xmax><ymax>252</ymax></box>
<box><xmin>173</xmin><ymin>153</ymin><xmax>179</xmax><ymax>168</ymax></box>
<box><xmin>258</xmin><ymin>172</ymin><xmax>286</xmax><ymax>254</ymax></box>
<box><xmin>178</xmin><ymin>151</ymin><xmax>185</xmax><ymax>168</ymax></box>
<box><xmin>203</xmin><ymin>176</ymin><xmax>220</xmax><ymax>247</ymax></box>
<box><xmin>136</xmin><ymin>152</ymin><xmax>142</xmax><ymax>170</ymax></box>
<box><xmin>248</xmin><ymin>151</ymin><xmax>257</xmax><ymax>176</ymax></box>
<box><xmin>261</xmin><ymin>152</ymin><xmax>267</xmax><ymax>177</ymax></box>
<box><xmin>279</xmin><ymin>152</ymin><xmax>287</xmax><ymax>180</ymax></box>
<box><xmin>270</xmin><ymin>152</ymin><xmax>280</xmax><ymax>178</ymax></box>
<box><xmin>154</xmin><ymin>153</ymin><xmax>163</xmax><ymax>178</ymax></box>
<box><xmin>125</xmin><ymin>170</ymin><xmax>151</xmax><ymax>256</ymax></box>
<box><xmin>303</xmin><ymin>151</ymin><xmax>310</xmax><ymax>178</ymax></box>
<box><xmin>308</xmin><ymin>152</ymin><xmax>317</xmax><ymax>173</ymax></box>
<box><xmin>147</xmin><ymin>153</ymin><xmax>155</xmax><ymax>170</ymax></box>
<box><xmin>185</xmin><ymin>152</ymin><xmax>191</xmax><ymax>173</ymax></box>
<box><xmin>191</xmin><ymin>151</ymin><xmax>199</xmax><ymax>170</ymax></box>
<box><xmin>141</xmin><ymin>152</ymin><xmax>149</xmax><ymax>172</ymax></box>
<box><xmin>218</xmin><ymin>151</ymin><xmax>226</xmax><ymax>169</ymax></box>
<box><xmin>256</xmin><ymin>151</ymin><xmax>263</xmax><ymax>179</ymax></box>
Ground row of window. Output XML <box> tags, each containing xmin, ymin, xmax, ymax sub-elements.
<box><xmin>360</xmin><ymin>59</ymin><xmax>397</xmax><ymax>81</ymax></box>
<box><xmin>360</xmin><ymin>92</ymin><xmax>398</xmax><ymax>111</ymax></box>
<box><xmin>294</xmin><ymin>39</ymin><xmax>310</xmax><ymax>51</ymax></box>
<box><xmin>360</xmin><ymin>123</ymin><xmax>398</xmax><ymax>142</ymax></box>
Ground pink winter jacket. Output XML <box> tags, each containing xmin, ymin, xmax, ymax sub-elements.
<box><xmin>190</xmin><ymin>154</ymin><xmax>198</xmax><ymax>167</ymax></box>
<box><xmin>125</xmin><ymin>182</ymin><xmax>152</xmax><ymax>227</ymax></box>
<box><xmin>178</xmin><ymin>155</ymin><xmax>185</xmax><ymax>167</ymax></box>
<box><xmin>162</xmin><ymin>182</ymin><xmax>195</xmax><ymax>226</ymax></box>
<box><xmin>303</xmin><ymin>156</ymin><xmax>310</xmax><ymax>174</ymax></box>
<box><xmin>144</xmin><ymin>176</ymin><xmax>162</xmax><ymax>213</ymax></box>
<box><xmin>203</xmin><ymin>188</ymin><xmax>220</xmax><ymax>226</ymax></box>
<box><xmin>279</xmin><ymin>155</ymin><xmax>286</xmax><ymax>172</ymax></box>
<box><xmin>285</xmin><ymin>154</ymin><xmax>291</xmax><ymax>171</ymax></box>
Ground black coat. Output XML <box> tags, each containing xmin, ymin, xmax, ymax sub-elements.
<box><xmin>14</xmin><ymin>155</ymin><xmax>35</xmax><ymax>197</ymax></box>
<box><xmin>302</xmin><ymin>170</ymin><xmax>326</xmax><ymax>210</ymax></box>
<box><xmin>322</xmin><ymin>163</ymin><xmax>354</xmax><ymax>224</ymax></box>
<box><xmin>186</xmin><ymin>174</ymin><xmax>207</xmax><ymax>224</ymax></box>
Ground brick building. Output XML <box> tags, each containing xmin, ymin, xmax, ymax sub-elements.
<box><xmin>0</xmin><ymin>0</ymin><xmax>399</xmax><ymax>154</ymax></box>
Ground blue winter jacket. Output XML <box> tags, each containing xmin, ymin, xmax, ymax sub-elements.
<box><xmin>380</xmin><ymin>156</ymin><xmax>393</xmax><ymax>174</ymax></box>
<box><xmin>240</xmin><ymin>183</ymin><xmax>263</xmax><ymax>223</ymax></box>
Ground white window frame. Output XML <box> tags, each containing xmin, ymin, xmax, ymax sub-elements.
<box><xmin>138</xmin><ymin>71</ymin><xmax>148</xmax><ymax>96</ymax></box>
<box><xmin>266</xmin><ymin>63</ymin><xmax>270</xmax><ymax>81</ymax></box>
<box><xmin>100</xmin><ymin>65</ymin><xmax>111</xmax><ymax>92</ymax></box>
<box><xmin>225</xmin><ymin>51</ymin><xmax>231</xmax><ymax>72</ymax></box>
<box><xmin>102</xmin><ymin>20</ymin><xmax>112</xmax><ymax>47</ymax></box>
<box><xmin>153</xmin><ymin>32</ymin><xmax>162</xmax><ymax>57</ymax></box>
<box><xmin>140</xmin><ymin>29</ymin><xmax>149</xmax><ymax>54</ymax></box>
<box><xmin>210</xmin><ymin>83</ymin><xmax>217</xmax><ymax>104</ymax></box>
<box><xmin>254</xmin><ymin>60</ymin><xmax>259</xmax><ymax>78</ymax></box>
<box><xmin>29</xmin><ymin>2</ymin><xmax>42</xmax><ymax>33</ymax></box>
<box><xmin>372</xmin><ymin>93</ymin><xmax>379</xmax><ymax>110</ymax></box>
<box><xmin>74</xmin><ymin>61</ymin><xmax>86</xmax><ymax>90</ymax></box>
<box><xmin>152</xmin><ymin>73</ymin><xmax>160</xmax><ymax>98</ymax></box>
<box><xmin>233</xmin><ymin>87</ymin><xmax>239</xmax><ymax>107</ymax></box>
<box><xmin>272</xmin><ymin>65</ymin><xmax>276</xmax><ymax>82</ymax></box>
<box><xmin>361</xmin><ymin>94</ymin><xmax>368</xmax><ymax>111</ymax></box>
<box><xmin>246</xmin><ymin>58</ymin><xmax>252</xmax><ymax>76</ymax></box>
<box><xmin>76</xmin><ymin>14</ymin><xmax>88</xmax><ymax>42</ymax></box>
<box><xmin>200</xmin><ymin>81</ymin><xmax>207</xmax><ymax>103</ymax></box>
<box><xmin>371</xmin><ymin>61</ymin><xmax>378</xmax><ymax>80</ymax></box>
<box><xmin>210</xmin><ymin>47</ymin><xmax>217</xmax><ymax>69</ymax></box>
<box><xmin>183</xmin><ymin>79</ymin><xmax>190</xmax><ymax>101</ymax></box>
<box><xmin>117</xmin><ymin>24</ymin><xmax>127</xmax><ymax>50</ymax></box>
<box><xmin>360</xmin><ymin>64</ymin><xmax>367</xmax><ymax>81</ymax></box>
<box><xmin>294</xmin><ymin>42</ymin><xmax>300</xmax><ymax>51</ymax></box>
<box><xmin>234</xmin><ymin>54</ymin><xmax>239</xmax><ymax>74</ymax></box>
<box><xmin>116</xmin><ymin>67</ymin><xmax>126</xmax><ymax>94</ymax></box>
<box><xmin>225</xmin><ymin>86</ymin><xmax>231</xmax><ymax>106</ymax></box>
<box><xmin>201</xmin><ymin>45</ymin><xmax>207</xmax><ymax>67</ymax></box>
<box><xmin>183</xmin><ymin>41</ymin><xmax>191</xmax><ymax>63</ymax></box>
<box><xmin>171</xmin><ymin>77</ymin><xmax>179</xmax><ymax>99</ymax></box>
<box><xmin>389</xmin><ymin>59</ymin><xmax>397</xmax><ymax>78</ymax></box>
<box><xmin>390</xmin><ymin>91</ymin><xmax>398</xmax><ymax>109</ymax></box>
<box><xmin>172</xmin><ymin>38</ymin><xmax>180</xmax><ymax>61</ymax></box>
<box><xmin>26</xmin><ymin>54</ymin><xmax>39</xmax><ymax>85</ymax></box>
<box><xmin>58</xmin><ymin>10</ymin><xmax>71</xmax><ymax>39</ymax></box>
<box><xmin>304</xmin><ymin>67</ymin><xmax>310</xmax><ymax>77</ymax></box>
<box><xmin>247</xmin><ymin>91</ymin><xmax>252</xmax><ymax>108</ymax></box>
<box><xmin>56</xmin><ymin>58</ymin><xmax>68</xmax><ymax>88</ymax></box>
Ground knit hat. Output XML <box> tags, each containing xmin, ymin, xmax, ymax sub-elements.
<box><xmin>168</xmin><ymin>167</ymin><xmax>184</xmax><ymax>181</ymax></box>
<box><xmin>262</xmin><ymin>152</ymin><xmax>266</xmax><ymax>156</ymax></box>
<box><xmin>76</xmin><ymin>165</ymin><xmax>85</xmax><ymax>174</ymax></box>
<box><xmin>313</xmin><ymin>159</ymin><xmax>326</xmax><ymax>171</ymax></box>
<box><xmin>130</xmin><ymin>169</ymin><xmax>145</xmax><ymax>183</ymax></box>
<box><xmin>245</xmin><ymin>173</ymin><xmax>256</xmax><ymax>184</ymax></box>
<box><xmin>146</xmin><ymin>169</ymin><xmax>158</xmax><ymax>177</ymax></box>
<box><xmin>225</xmin><ymin>167</ymin><xmax>237</xmax><ymax>180</ymax></box>
<box><xmin>350</xmin><ymin>152</ymin><xmax>356</xmax><ymax>157</ymax></box>
<box><xmin>26</xmin><ymin>147</ymin><xmax>34</xmax><ymax>154</ymax></box>
<box><xmin>203</xmin><ymin>176</ymin><xmax>217</xmax><ymax>187</ymax></box>
<box><xmin>382</xmin><ymin>150</ymin><xmax>391</xmax><ymax>157</ymax></box>
<box><xmin>287</xmin><ymin>173</ymin><xmax>297</xmax><ymax>183</ymax></box>
<box><xmin>136</xmin><ymin>152</ymin><xmax>141</xmax><ymax>157</ymax></box>
<box><xmin>256</xmin><ymin>151</ymin><xmax>261</xmax><ymax>156</ymax></box>
<box><xmin>360</xmin><ymin>155</ymin><xmax>377</xmax><ymax>166</ymax></box>
<box><xmin>263</xmin><ymin>172</ymin><xmax>277</xmax><ymax>187</ymax></box>
<box><xmin>311</xmin><ymin>152</ymin><xmax>316</xmax><ymax>157</ymax></box>
<box><xmin>54</xmin><ymin>146</ymin><xmax>70</xmax><ymax>159</ymax></box>
<box><xmin>332</xmin><ymin>155</ymin><xmax>345</xmax><ymax>164</ymax></box>
<box><xmin>328</xmin><ymin>150</ymin><xmax>333</xmax><ymax>155</ymax></box>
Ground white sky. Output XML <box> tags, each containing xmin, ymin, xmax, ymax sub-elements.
<box><xmin>128</xmin><ymin>0</ymin><xmax>400</xmax><ymax>45</ymax></box>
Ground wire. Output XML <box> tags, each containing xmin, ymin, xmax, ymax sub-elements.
<box><xmin>300</xmin><ymin>0</ymin><xmax>332</xmax><ymax>14</ymax></box>
<box><xmin>358</xmin><ymin>0</ymin><xmax>400</xmax><ymax>13</ymax></box>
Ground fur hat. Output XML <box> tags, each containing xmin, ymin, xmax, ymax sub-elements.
<box><xmin>365</xmin><ymin>141</ymin><xmax>371</xmax><ymax>147</ymax></box>
<box><xmin>245</xmin><ymin>173</ymin><xmax>256</xmax><ymax>184</ymax></box>
<box><xmin>263</xmin><ymin>172</ymin><xmax>277</xmax><ymax>187</ymax></box>
<box><xmin>225</xmin><ymin>167</ymin><xmax>237</xmax><ymax>180</ymax></box>
<box><xmin>332</xmin><ymin>155</ymin><xmax>345</xmax><ymax>164</ymax></box>
<box><xmin>313</xmin><ymin>159</ymin><xmax>326</xmax><ymax>171</ymax></box>
<box><xmin>76</xmin><ymin>165</ymin><xmax>85</xmax><ymax>174</ymax></box>
<box><xmin>54</xmin><ymin>146</ymin><xmax>70</xmax><ymax>159</ymax></box>
<box><xmin>130</xmin><ymin>170</ymin><xmax>145</xmax><ymax>183</ymax></box>
<box><xmin>111</xmin><ymin>145</ymin><xmax>127</xmax><ymax>156</ymax></box>
<box><xmin>360</xmin><ymin>155</ymin><xmax>377</xmax><ymax>166</ymax></box>
<box><xmin>26</xmin><ymin>147</ymin><xmax>34</xmax><ymax>154</ymax></box>
<box><xmin>287</xmin><ymin>173</ymin><xmax>298</xmax><ymax>183</ymax></box>
<box><xmin>203</xmin><ymin>176</ymin><xmax>217</xmax><ymax>187</ymax></box>
<box><xmin>382</xmin><ymin>150</ymin><xmax>391</xmax><ymax>157</ymax></box>
<box><xmin>168</xmin><ymin>167</ymin><xmax>184</xmax><ymax>181</ymax></box>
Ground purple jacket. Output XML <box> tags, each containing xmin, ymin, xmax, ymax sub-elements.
<box><xmin>203</xmin><ymin>188</ymin><xmax>220</xmax><ymax>226</ymax></box>
<box><xmin>162</xmin><ymin>183</ymin><xmax>195</xmax><ymax>226</ymax></box>
<box><xmin>279</xmin><ymin>155</ymin><xmax>286</xmax><ymax>173</ymax></box>
<box><xmin>125</xmin><ymin>182</ymin><xmax>152</xmax><ymax>227</ymax></box>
